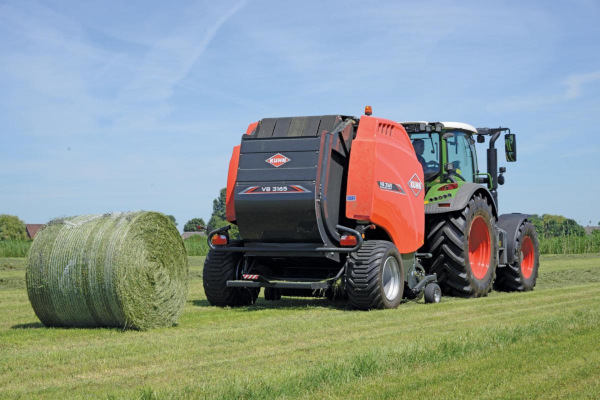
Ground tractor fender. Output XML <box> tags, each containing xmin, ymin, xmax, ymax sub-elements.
<box><xmin>425</xmin><ymin>183</ymin><xmax>498</xmax><ymax>217</ymax></box>
<box><xmin>497</xmin><ymin>213</ymin><xmax>530</xmax><ymax>264</ymax></box>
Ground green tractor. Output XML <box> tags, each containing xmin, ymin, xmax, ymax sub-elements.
<box><xmin>401</xmin><ymin>121</ymin><xmax>539</xmax><ymax>297</ymax></box>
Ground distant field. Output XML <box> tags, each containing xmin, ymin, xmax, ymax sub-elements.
<box><xmin>1</xmin><ymin>255</ymin><xmax>599</xmax><ymax>399</ymax></box>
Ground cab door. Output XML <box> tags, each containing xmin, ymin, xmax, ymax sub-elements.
<box><xmin>446</xmin><ymin>131</ymin><xmax>476</xmax><ymax>182</ymax></box>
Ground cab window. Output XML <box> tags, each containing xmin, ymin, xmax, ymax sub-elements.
<box><xmin>410</xmin><ymin>133</ymin><xmax>440</xmax><ymax>180</ymax></box>
<box><xmin>446</xmin><ymin>132</ymin><xmax>475</xmax><ymax>182</ymax></box>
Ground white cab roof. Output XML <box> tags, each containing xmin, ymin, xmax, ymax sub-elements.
<box><xmin>400</xmin><ymin>121</ymin><xmax>478</xmax><ymax>134</ymax></box>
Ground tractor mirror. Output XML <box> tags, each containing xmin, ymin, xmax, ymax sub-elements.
<box><xmin>477</xmin><ymin>135</ymin><xmax>485</xmax><ymax>143</ymax></box>
<box><xmin>505</xmin><ymin>133</ymin><xmax>517</xmax><ymax>162</ymax></box>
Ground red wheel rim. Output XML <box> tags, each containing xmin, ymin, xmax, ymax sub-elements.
<box><xmin>468</xmin><ymin>216</ymin><xmax>491</xmax><ymax>280</ymax></box>
<box><xmin>521</xmin><ymin>236</ymin><xmax>535</xmax><ymax>279</ymax></box>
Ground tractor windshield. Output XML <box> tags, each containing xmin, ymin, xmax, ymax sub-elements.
<box><xmin>409</xmin><ymin>133</ymin><xmax>440</xmax><ymax>180</ymax></box>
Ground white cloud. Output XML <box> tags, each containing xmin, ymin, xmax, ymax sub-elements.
<box><xmin>564</xmin><ymin>71</ymin><xmax>600</xmax><ymax>99</ymax></box>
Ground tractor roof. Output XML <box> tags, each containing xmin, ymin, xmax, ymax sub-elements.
<box><xmin>400</xmin><ymin>121</ymin><xmax>478</xmax><ymax>135</ymax></box>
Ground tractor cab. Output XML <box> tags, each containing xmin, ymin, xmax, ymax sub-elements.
<box><xmin>401</xmin><ymin>121</ymin><xmax>517</xmax><ymax>210</ymax></box>
<box><xmin>401</xmin><ymin>121</ymin><xmax>479</xmax><ymax>185</ymax></box>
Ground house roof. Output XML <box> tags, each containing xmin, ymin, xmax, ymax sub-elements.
<box><xmin>26</xmin><ymin>224</ymin><xmax>45</xmax><ymax>239</ymax></box>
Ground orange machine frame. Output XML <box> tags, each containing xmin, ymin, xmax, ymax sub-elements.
<box><xmin>345</xmin><ymin>116</ymin><xmax>425</xmax><ymax>253</ymax></box>
<box><xmin>226</xmin><ymin>122</ymin><xmax>258</xmax><ymax>222</ymax></box>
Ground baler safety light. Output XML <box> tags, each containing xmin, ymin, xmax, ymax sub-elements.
<box><xmin>364</xmin><ymin>105</ymin><xmax>372</xmax><ymax>116</ymax></box>
<box><xmin>340</xmin><ymin>235</ymin><xmax>358</xmax><ymax>247</ymax></box>
<box><xmin>211</xmin><ymin>235</ymin><xmax>228</xmax><ymax>246</ymax></box>
<box><xmin>439</xmin><ymin>183</ymin><xmax>459</xmax><ymax>191</ymax></box>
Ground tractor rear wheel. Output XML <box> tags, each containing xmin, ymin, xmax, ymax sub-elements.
<box><xmin>346</xmin><ymin>241</ymin><xmax>404</xmax><ymax>310</ymax></box>
<box><xmin>494</xmin><ymin>221</ymin><xmax>539</xmax><ymax>291</ymax></box>
<box><xmin>203</xmin><ymin>250</ymin><xmax>259</xmax><ymax>307</ymax></box>
<box><xmin>423</xmin><ymin>193</ymin><xmax>497</xmax><ymax>297</ymax></box>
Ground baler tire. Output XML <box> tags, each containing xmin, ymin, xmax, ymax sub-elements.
<box><xmin>203</xmin><ymin>249</ymin><xmax>259</xmax><ymax>307</ymax></box>
<box><xmin>494</xmin><ymin>221</ymin><xmax>540</xmax><ymax>292</ymax></box>
<box><xmin>422</xmin><ymin>193</ymin><xmax>498</xmax><ymax>297</ymax></box>
<box><xmin>346</xmin><ymin>241</ymin><xmax>404</xmax><ymax>310</ymax></box>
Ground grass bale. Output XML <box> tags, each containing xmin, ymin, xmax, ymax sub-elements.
<box><xmin>26</xmin><ymin>212</ymin><xmax>189</xmax><ymax>330</ymax></box>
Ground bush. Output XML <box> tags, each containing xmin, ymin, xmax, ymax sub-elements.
<box><xmin>0</xmin><ymin>215</ymin><xmax>27</xmax><ymax>241</ymax></box>
<box><xmin>184</xmin><ymin>235</ymin><xmax>209</xmax><ymax>256</ymax></box>
<box><xmin>183</xmin><ymin>218</ymin><xmax>206</xmax><ymax>232</ymax></box>
<box><xmin>538</xmin><ymin>234</ymin><xmax>600</xmax><ymax>255</ymax></box>
<box><xmin>0</xmin><ymin>240</ymin><xmax>31</xmax><ymax>257</ymax></box>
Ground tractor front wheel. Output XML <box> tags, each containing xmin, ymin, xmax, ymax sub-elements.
<box><xmin>423</xmin><ymin>193</ymin><xmax>498</xmax><ymax>297</ymax></box>
<box><xmin>494</xmin><ymin>221</ymin><xmax>540</xmax><ymax>291</ymax></box>
<box><xmin>346</xmin><ymin>241</ymin><xmax>404</xmax><ymax>310</ymax></box>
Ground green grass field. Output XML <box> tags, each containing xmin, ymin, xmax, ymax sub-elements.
<box><xmin>1</xmin><ymin>254</ymin><xmax>599</xmax><ymax>399</ymax></box>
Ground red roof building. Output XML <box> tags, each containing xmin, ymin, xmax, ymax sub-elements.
<box><xmin>26</xmin><ymin>224</ymin><xmax>45</xmax><ymax>239</ymax></box>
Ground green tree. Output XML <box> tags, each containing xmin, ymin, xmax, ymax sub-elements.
<box><xmin>183</xmin><ymin>218</ymin><xmax>206</xmax><ymax>232</ymax></box>
<box><xmin>529</xmin><ymin>214</ymin><xmax>585</xmax><ymax>238</ymax></box>
<box><xmin>207</xmin><ymin>188</ymin><xmax>239</xmax><ymax>238</ymax></box>
<box><xmin>166</xmin><ymin>215</ymin><xmax>177</xmax><ymax>227</ymax></box>
<box><xmin>0</xmin><ymin>214</ymin><xmax>27</xmax><ymax>241</ymax></box>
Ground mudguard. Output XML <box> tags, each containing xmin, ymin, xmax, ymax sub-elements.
<box><xmin>425</xmin><ymin>183</ymin><xmax>498</xmax><ymax>217</ymax></box>
<box><xmin>497</xmin><ymin>213</ymin><xmax>530</xmax><ymax>264</ymax></box>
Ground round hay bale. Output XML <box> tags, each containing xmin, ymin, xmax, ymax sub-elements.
<box><xmin>26</xmin><ymin>212</ymin><xmax>189</xmax><ymax>330</ymax></box>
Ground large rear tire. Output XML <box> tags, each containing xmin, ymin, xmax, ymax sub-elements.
<box><xmin>494</xmin><ymin>221</ymin><xmax>539</xmax><ymax>291</ymax></box>
<box><xmin>346</xmin><ymin>241</ymin><xmax>404</xmax><ymax>310</ymax></box>
<box><xmin>422</xmin><ymin>193</ymin><xmax>497</xmax><ymax>297</ymax></box>
<box><xmin>203</xmin><ymin>250</ymin><xmax>259</xmax><ymax>307</ymax></box>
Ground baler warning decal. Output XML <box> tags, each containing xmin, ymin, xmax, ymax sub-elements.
<box><xmin>239</xmin><ymin>185</ymin><xmax>310</xmax><ymax>194</ymax></box>
<box><xmin>377</xmin><ymin>181</ymin><xmax>406</xmax><ymax>195</ymax></box>
<box><xmin>265</xmin><ymin>153</ymin><xmax>291</xmax><ymax>167</ymax></box>
<box><xmin>408</xmin><ymin>174</ymin><xmax>423</xmax><ymax>197</ymax></box>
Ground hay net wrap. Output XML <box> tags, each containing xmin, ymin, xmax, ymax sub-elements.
<box><xmin>26</xmin><ymin>212</ymin><xmax>189</xmax><ymax>330</ymax></box>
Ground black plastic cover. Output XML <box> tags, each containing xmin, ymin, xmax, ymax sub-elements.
<box><xmin>234</xmin><ymin>115</ymin><xmax>354</xmax><ymax>244</ymax></box>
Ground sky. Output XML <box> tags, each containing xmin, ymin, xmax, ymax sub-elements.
<box><xmin>1</xmin><ymin>0</ymin><xmax>600</xmax><ymax>230</ymax></box>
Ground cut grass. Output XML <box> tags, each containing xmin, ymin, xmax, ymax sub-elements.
<box><xmin>0</xmin><ymin>254</ymin><xmax>598</xmax><ymax>399</ymax></box>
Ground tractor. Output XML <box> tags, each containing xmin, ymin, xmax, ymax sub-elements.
<box><xmin>203</xmin><ymin>108</ymin><xmax>539</xmax><ymax>309</ymax></box>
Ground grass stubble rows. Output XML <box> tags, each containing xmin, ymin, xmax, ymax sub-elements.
<box><xmin>0</xmin><ymin>254</ymin><xmax>598</xmax><ymax>399</ymax></box>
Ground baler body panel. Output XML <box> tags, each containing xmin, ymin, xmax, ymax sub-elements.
<box><xmin>346</xmin><ymin>116</ymin><xmax>425</xmax><ymax>252</ymax></box>
<box><xmin>227</xmin><ymin>122</ymin><xmax>258</xmax><ymax>223</ymax></box>
<box><xmin>225</xmin><ymin>145</ymin><xmax>241</xmax><ymax>222</ymax></box>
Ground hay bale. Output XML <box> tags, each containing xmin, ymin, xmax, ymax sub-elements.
<box><xmin>26</xmin><ymin>212</ymin><xmax>189</xmax><ymax>330</ymax></box>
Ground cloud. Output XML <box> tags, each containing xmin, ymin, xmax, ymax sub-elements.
<box><xmin>119</xmin><ymin>0</ymin><xmax>250</xmax><ymax>103</ymax></box>
<box><xmin>564</xmin><ymin>71</ymin><xmax>600</xmax><ymax>99</ymax></box>
<box><xmin>491</xmin><ymin>70</ymin><xmax>600</xmax><ymax>112</ymax></box>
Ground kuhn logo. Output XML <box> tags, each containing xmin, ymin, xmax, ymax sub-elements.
<box><xmin>408</xmin><ymin>173</ymin><xmax>423</xmax><ymax>197</ymax></box>
<box><xmin>265</xmin><ymin>153</ymin><xmax>290</xmax><ymax>167</ymax></box>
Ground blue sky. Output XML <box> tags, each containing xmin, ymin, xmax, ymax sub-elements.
<box><xmin>1</xmin><ymin>0</ymin><xmax>600</xmax><ymax>229</ymax></box>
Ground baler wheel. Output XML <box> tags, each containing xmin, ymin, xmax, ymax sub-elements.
<box><xmin>494</xmin><ymin>221</ymin><xmax>540</xmax><ymax>291</ymax></box>
<box><xmin>346</xmin><ymin>241</ymin><xmax>404</xmax><ymax>310</ymax></box>
<box><xmin>203</xmin><ymin>249</ymin><xmax>259</xmax><ymax>307</ymax></box>
<box><xmin>422</xmin><ymin>193</ymin><xmax>498</xmax><ymax>297</ymax></box>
